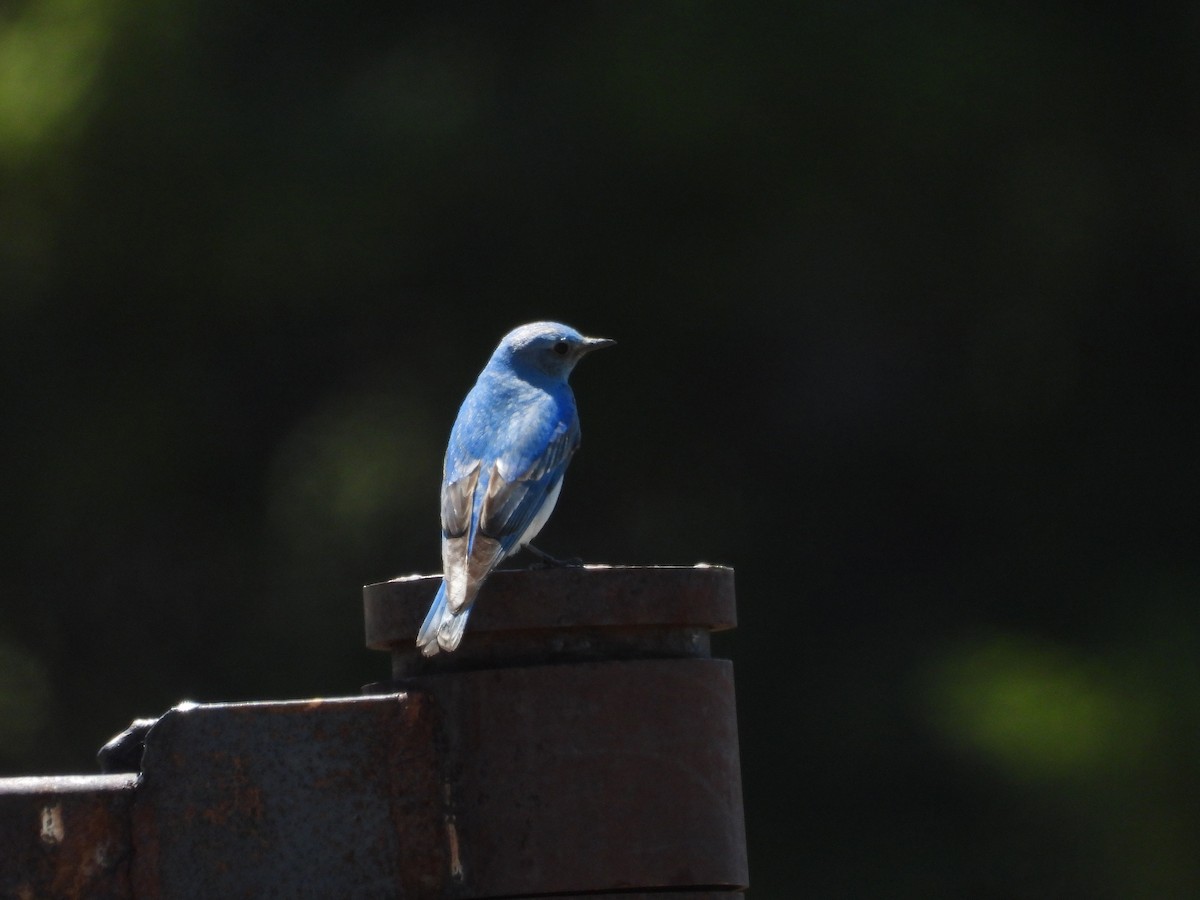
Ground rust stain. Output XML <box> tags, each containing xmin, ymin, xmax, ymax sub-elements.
<box><xmin>196</xmin><ymin>757</ymin><xmax>265</xmax><ymax>829</ymax></box>
<box><xmin>446</xmin><ymin>816</ymin><xmax>464</xmax><ymax>882</ymax></box>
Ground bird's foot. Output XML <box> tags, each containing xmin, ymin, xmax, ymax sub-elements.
<box><xmin>523</xmin><ymin>543</ymin><xmax>583</xmax><ymax>569</ymax></box>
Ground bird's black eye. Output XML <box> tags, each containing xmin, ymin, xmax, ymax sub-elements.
<box><xmin>553</xmin><ymin>340</ymin><xmax>570</xmax><ymax>356</ymax></box>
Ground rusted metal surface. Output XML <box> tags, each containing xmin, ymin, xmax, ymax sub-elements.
<box><xmin>409</xmin><ymin>658</ymin><xmax>748</xmax><ymax>896</ymax></box>
<box><xmin>365</xmin><ymin>564</ymin><xmax>736</xmax><ymax>643</ymax></box>
<box><xmin>360</xmin><ymin>565</ymin><xmax>748</xmax><ymax>895</ymax></box>
<box><xmin>113</xmin><ymin>659</ymin><xmax>747</xmax><ymax>897</ymax></box>
<box><xmin>3</xmin><ymin>566</ymin><xmax>747</xmax><ymax>897</ymax></box>
<box><xmin>365</xmin><ymin>564</ymin><xmax>735</xmax><ymax>678</ymax></box>
<box><xmin>0</xmin><ymin>773</ymin><xmax>136</xmax><ymax>899</ymax></box>
<box><xmin>130</xmin><ymin>694</ymin><xmax>445</xmax><ymax>899</ymax></box>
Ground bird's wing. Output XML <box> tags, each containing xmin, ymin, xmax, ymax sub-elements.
<box><xmin>439</xmin><ymin>387</ymin><xmax>579</xmax><ymax>615</ymax></box>
<box><xmin>479</xmin><ymin>417</ymin><xmax>579</xmax><ymax>549</ymax></box>
<box><xmin>439</xmin><ymin>459</ymin><xmax>481</xmax><ymax>612</ymax></box>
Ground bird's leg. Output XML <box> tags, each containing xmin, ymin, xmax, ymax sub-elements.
<box><xmin>523</xmin><ymin>542</ymin><xmax>583</xmax><ymax>569</ymax></box>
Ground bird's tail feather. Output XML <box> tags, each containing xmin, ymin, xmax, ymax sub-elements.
<box><xmin>436</xmin><ymin>605</ymin><xmax>473</xmax><ymax>653</ymax></box>
<box><xmin>416</xmin><ymin>582</ymin><xmax>449</xmax><ymax>656</ymax></box>
<box><xmin>416</xmin><ymin>581</ymin><xmax>476</xmax><ymax>656</ymax></box>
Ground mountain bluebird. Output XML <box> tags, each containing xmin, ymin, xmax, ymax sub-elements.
<box><xmin>416</xmin><ymin>321</ymin><xmax>614</xmax><ymax>656</ymax></box>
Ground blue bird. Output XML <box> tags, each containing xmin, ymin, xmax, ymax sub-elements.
<box><xmin>416</xmin><ymin>322</ymin><xmax>614</xmax><ymax>656</ymax></box>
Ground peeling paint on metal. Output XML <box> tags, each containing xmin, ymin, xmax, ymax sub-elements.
<box><xmin>39</xmin><ymin>804</ymin><xmax>63</xmax><ymax>845</ymax></box>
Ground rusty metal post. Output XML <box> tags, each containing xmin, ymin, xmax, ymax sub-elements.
<box><xmin>363</xmin><ymin>564</ymin><xmax>748</xmax><ymax>897</ymax></box>
<box><xmin>0</xmin><ymin>564</ymin><xmax>747</xmax><ymax>898</ymax></box>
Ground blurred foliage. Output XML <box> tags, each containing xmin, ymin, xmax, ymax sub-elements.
<box><xmin>1</xmin><ymin>1</ymin><xmax>1198</xmax><ymax>896</ymax></box>
<box><xmin>926</xmin><ymin>635</ymin><xmax>1158</xmax><ymax>780</ymax></box>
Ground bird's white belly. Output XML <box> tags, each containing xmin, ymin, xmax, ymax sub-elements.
<box><xmin>515</xmin><ymin>476</ymin><xmax>563</xmax><ymax>551</ymax></box>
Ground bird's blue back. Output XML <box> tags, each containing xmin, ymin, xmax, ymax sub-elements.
<box><xmin>445</xmin><ymin>362</ymin><xmax>580</xmax><ymax>561</ymax></box>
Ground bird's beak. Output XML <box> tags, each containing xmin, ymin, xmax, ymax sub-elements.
<box><xmin>580</xmin><ymin>336</ymin><xmax>616</xmax><ymax>354</ymax></box>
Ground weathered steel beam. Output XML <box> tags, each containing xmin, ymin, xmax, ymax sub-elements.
<box><xmin>0</xmin><ymin>774</ymin><xmax>136</xmax><ymax>899</ymax></box>
<box><xmin>0</xmin><ymin>565</ymin><xmax>748</xmax><ymax>898</ymax></box>
<box><xmin>129</xmin><ymin>693</ymin><xmax>445</xmax><ymax>898</ymax></box>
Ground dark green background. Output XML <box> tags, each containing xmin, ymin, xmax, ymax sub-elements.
<box><xmin>2</xmin><ymin>3</ymin><xmax>1198</xmax><ymax>896</ymax></box>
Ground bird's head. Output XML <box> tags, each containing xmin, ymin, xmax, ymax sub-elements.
<box><xmin>494</xmin><ymin>321</ymin><xmax>615</xmax><ymax>380</ymax></box>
